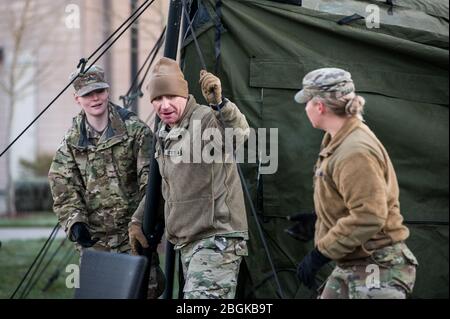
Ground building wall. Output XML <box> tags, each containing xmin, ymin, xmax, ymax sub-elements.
<box><xmin>37</xmin><ymin>0</ymin><xmax>169</xmax><ymax>155</ymax></box>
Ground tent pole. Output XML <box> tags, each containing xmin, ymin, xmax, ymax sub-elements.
<box><xmin>143</xmin><ymin>0</ymin><xmax>183</xmax><ymax>300</ymax></box>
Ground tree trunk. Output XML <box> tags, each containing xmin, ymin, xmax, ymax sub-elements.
<box><xmin>6</xmin><ymin>164</ymin><xmax>16</xmax><ymax>216</ymax></box>
<box><xmin>3</xmin><ymin>1</ymin><xmax>31</xmax><ymax>216</ymax></box>
<box><xmin>5</xmin><ymin>93</ymin><xmax>17</xmax><ymax>216</ymax></box>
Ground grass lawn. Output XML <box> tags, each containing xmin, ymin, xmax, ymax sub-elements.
<box><xmin>0</xmin><ymin>212</ymin><xmax>58</xmax><ymax>228</ymax></box>
<box><xmin>0</xmin><ymin>238</ymin><xmax>78</xmax><ymax>299</ymax></box>
<box><xmin>0</xmin><ymin>238</ymin><xmax>178</xmax><ymax>299</ymax></box>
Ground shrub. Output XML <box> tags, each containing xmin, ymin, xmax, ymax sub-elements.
<box><xmin>15</xmin><ymin>178</ymin><xmax>53</xmax><ymax>212</ymax></box>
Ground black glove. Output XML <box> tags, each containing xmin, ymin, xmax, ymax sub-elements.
<box><xmin>285</xmin><ymin>212</ymin><xmax>317</xmax><ymax>242</ymax></box>
<box><xmin>70</xmin><ymin>222</ymin><xmax>99</xmax><ymax>248</ymax></box>
<box><xmin>297</xmin><ymin>248</ymin><xmax>331</xmax><ymax>289</ymax></box>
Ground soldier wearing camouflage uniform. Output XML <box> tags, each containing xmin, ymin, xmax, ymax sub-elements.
<box><xmin>130</xmin><ymin>57</ymin><xmax>249</xmax><ymax>299</ymax></box>
<box><xmin>48</xmin><ymin>65</ymin><xmax>164</xmax><ymax>298</ymax></box>
<box><xmin>293</xmin><ymin>68</ymin><xmax>418</xmax><ymax>299</ymax></box>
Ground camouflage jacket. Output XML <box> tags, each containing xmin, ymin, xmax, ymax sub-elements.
<box><xmin>48</xmin><ymin>103</ymin><xmax>152</xmax><ymax>250</ymax></box>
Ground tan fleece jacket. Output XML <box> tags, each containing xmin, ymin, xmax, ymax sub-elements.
<box><xmin>313</xmin><ymin>117</ymin><xmax>409</xmax><ymax>262</ymax></box>
<box><xmin>133</xmin><ymin>95</ymin><xmax>249</xmax><ymax>246</ymax></box>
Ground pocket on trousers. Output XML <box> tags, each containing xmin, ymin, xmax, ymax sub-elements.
<box><xmin>371</xmin><ymin>245</ymin><xmax>404</xmax><ymax>267</ymax></box>
<box><xmin>401</xmin><ymin>246</ymin><xmax>419</xmax><ymax>266</ymax></box>
<box><xmin>235</xmin><ymin>240</ymin><xmax>248</xmax><ymax>256</ymax></box>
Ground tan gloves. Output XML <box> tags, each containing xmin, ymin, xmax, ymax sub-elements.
<box><xmin>128</xmin><ymin>222</ymin><xmax>149</xmax><ymax>255</ymax></box>
<box><xmin>199</xmin><ymin>70</ymin><xmax>222</xmax><ymax>105</ymax></box>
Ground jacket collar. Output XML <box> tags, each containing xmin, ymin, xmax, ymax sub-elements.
<box><xmin>319</xmin><ymin>117</ymin><xmax>362</xmax><ymax>158</ymax></box>
<box><xmin>68</xmin><ymin>102</ymin><xmax>128</xmax><ymax>150</ymax></box>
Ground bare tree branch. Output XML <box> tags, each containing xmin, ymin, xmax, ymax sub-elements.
<box><xmin>0</xmin><ymin>80</ymin><xmax>12</xmax><ymax>96</ymax></box>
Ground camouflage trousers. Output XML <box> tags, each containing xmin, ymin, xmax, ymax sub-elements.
<box><xmin>318</xmin><ymin>242</ymin><xmax>418</xmax><ymax>299</ymax></box>
<box><xmin>78</xmin><ymin>242</ymin><xmax>165</xmax><ymax>299</ymax></box>
<box><xmin>179</xmin><ymin>236</ymin><xmax>248</xmax><ymax>299</ymax></box>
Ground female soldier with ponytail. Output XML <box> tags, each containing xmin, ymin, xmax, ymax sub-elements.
<box><xmin>294</xmin><ymin>68</ymin><xmax>418</xmax><ymax>299</ymax></box>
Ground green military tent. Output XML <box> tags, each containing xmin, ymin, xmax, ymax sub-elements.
<box><xmin>179</xmin><ymin>0</ymin><xmax>448</xmax><ymax>298</ymax></box>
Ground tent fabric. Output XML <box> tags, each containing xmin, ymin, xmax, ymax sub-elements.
<box><xmin>180</xmin><ymin>0</ymin><xmax>448</xmax><ymax>298</ymax></box>
<box><xmin>300</xmin><ymin>0</ymin><xmax>449</xmax><ymax>39</ymax></box>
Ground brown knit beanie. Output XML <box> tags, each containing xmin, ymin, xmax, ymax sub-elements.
<box><xmin>147</xmin><ymin>57</ymin><xmax>189</xmax><ymax>101</ymax></box>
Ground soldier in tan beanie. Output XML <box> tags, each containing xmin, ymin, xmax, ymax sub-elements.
<box><xmin>130</xmin><ymin>57</ymin><xmax>250</xmax><ymax>299</ymax></box>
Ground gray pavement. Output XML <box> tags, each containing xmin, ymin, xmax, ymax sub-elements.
<box><xmin>0</xmin><ymin>227</ymin><xmax>66</xmax><ymax>241</ymax></box>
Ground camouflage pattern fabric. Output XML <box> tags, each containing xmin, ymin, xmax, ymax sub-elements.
<box><xmin>295</xmin><ymin>68</ymin><xmax>355</xmax><ymax>103</ymax></box>
<box><xmin>48</xmin><ymin>103</ymin><xmax>152</xmax><ymax>252</ymax></box>
<box><xmin>318</xmin><ymin>242</ymin><xmax>418</xmax><ymax>299</ymax></box>
<box><xmin>76</xmin><ymin>238</ymin><xmax>131</xmax><ymax>256</ymax></box>
<box><xmin>179</xmin><ymin>236</ymin><xmax>248</xmax><ymax>299</ymax></box>
<box><xmin>147</xmin><ymin>253</ymin><xmax>166</xmax><ymax>299</ymax></box>
<box><xmin>70</xmin><ymin>65</ymin><xmax>110</xmax><ymax>97</ymax></box>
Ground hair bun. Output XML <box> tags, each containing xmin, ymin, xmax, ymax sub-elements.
<box><xmin>345</xmin><ymin>95</ymin><xmax>365</xmax><ymax>117</ymax></box>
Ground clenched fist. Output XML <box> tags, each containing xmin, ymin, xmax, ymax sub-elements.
<box><xmin>199</xmin><ymin>70</ymin><xmax>222</xmax><ymax>105</ymax></box>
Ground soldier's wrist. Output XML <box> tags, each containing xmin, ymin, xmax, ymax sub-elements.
<box><xmin>210</xmin><ymin>97</ymin><xmax>228</xmax><ymax>110</ymax></box>
<box><xmin>129</xmin><ymin>219</ymin><xmax>142</xmax><ymax>229</ymax></box>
